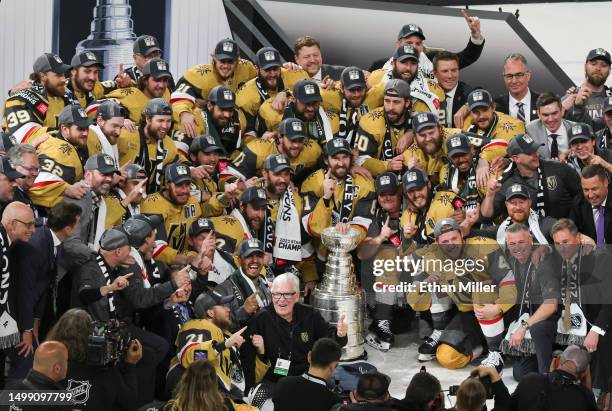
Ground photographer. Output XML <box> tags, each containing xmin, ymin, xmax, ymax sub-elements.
<box><xmin>508</xmin><ymin>345</ymin><xmax>597</xmax><ymax>411</ymax></box>
<box><xmin>273</xmin><ymin>337</ymin><xmax>343</xmax><ymax>411</ymax></box>
<box><xmin>46</xmin><ymin>308</ymin><xmax>143</xmax><ymax>411</ymax></box>
<box><xmin>332</xmin><ymin>371</ymin><xmax>398</xmax><ymax>410</ymax></box>
<box><xmin>401</xmin><ymin>370</ymin><xmax>444</xmax><ymax>411</ymax></box>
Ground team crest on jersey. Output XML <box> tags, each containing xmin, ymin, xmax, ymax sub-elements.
<box><xmin>67</xmin><ymin>379</ymin><xmax>92</xmax><ymax>404</ymax></box>
<box><xmin>438</xmin><ymin>193</ymin><xmax>453</xmax><ymax>205</ymax></box>
<box><xmin>264</xmin><ymin>51</ymin><xmax>276</xmax><ymax>61</ymax></box>
<box><xmin>546</xmin><ymin>176</ymin><xmax>558</xmax><ymax>191</ymax></box>
<box><xmin>501</xmin><ymin>122</ymin><xmax>515</xmax><ymax>132</ymax></box>
<box><xmin>143</xmin><ymin>36</ymin><xmax>157</xmax><ymax>46</ymax></box>
<box><xmin>222</xmin><ymin>42</ymin><xmax>234</xmax><ymax>52</ymax></box>
<box><xmin>304</xmin><ymin>84</ymin><xmax>316</xmax><ymax>95</ymax></box>
<box><xmin>156</xmin><ymin>61</ymin><xmax>167</xmax><ymax>71</ymax></box>
<box><xmin>300</xmin><ymin>331</ymin><xmax>309</xmax><ymax>343</ymax></box>
<box><xmin>196</xmin><ymin>64</ymin><xmax>211</xmax><ymax>76</ymax></box>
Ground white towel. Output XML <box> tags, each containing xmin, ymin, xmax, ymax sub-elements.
<box><xmin>273</xmin><ymin>189</ymin><xmax>302</xmax><ymax>262</ymax></box>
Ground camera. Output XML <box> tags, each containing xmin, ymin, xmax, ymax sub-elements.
<box><xmin>448</xmin><ymin>375</ymin><xmax>494</xmax><ymax>399</ymax></box>
<box><xmin>86</xmin><ymin>320</ymin><xmax>132</xmax><ymax>367</ymax></box>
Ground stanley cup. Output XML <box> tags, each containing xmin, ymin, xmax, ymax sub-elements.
<box><xmin>76</xmin><ymin>0</ymin><xmax>137</xmax><ymax>80</ymax></box>
<box><xmin>312</xmin><ymin>227</ymin><xmax>365</xmax><ymax>360</ymax></box>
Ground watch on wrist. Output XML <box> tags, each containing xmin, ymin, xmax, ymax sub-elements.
<box><xmin>520</xmin><ymin>319</ymin><xmax>530</xmax><ymax>330</ymax></box>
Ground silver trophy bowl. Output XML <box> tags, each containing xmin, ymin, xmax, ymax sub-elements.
<box><xmin>312</xmin><ymin>227</ymin><xmax>366</xmax><ymax>360</ymax></box>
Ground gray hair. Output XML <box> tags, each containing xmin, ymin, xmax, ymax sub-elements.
<box><xmin>272</xmin><ymin>272</ymin><xmax>300</xmax><ymax>293</ymax></box>
<box><xmin>504</xmin><ymin>53</ymin><xmax>528</xmax><ymax>68</ymax></box>
<box><xmin>7</xmin><ymin>144</ymin><xmax>36</xmax><ymax>167</ymax></box>
<box><xmin>506</xmin><ymin>222</ymin><xmax>530</xmax><ymax>235</ymax></box>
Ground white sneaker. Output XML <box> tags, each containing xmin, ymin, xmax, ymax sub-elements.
<box><xmin>480</xmin><ymin>350</ymin><xmax>504</xmax><ymax>374</ymax></box>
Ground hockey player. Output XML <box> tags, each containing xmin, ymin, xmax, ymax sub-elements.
<box><xmin>86</xmin><ymin>100</ymin><xmax>125</xmax><ymax>162</ymax></box>
<box><xmin>122</xmin><ymin>34</ymin><xmax>176</xmax><ymax>89</ymax></box>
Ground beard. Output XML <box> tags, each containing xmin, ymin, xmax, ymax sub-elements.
<box><xmin>587</xmin><ymin>72</ymin><xmax>608</xmax><ymax>88</ymax></box>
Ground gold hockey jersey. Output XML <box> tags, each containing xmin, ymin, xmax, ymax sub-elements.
<box><xmin>462</xmin><ymin>111</ymin><xmax>525</xmax><ymax>154</ymax></box>
<box><xmin>103</xmin><ymin>86</ymin><xmax>171</xmax><ymax>124</ymax></box>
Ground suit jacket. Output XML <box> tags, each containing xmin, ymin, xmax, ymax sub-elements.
<box><xmin>569</xmin><ymin>194</ymin><xmax>612</xmax><ymax>244</ymax></box>
<box><xmin>425</xmin><ymin>38</ymin><xmax>484</xmax><ymax>70</ymax></box>
<box><xmin>13</xmin><ymin>225</ymin><xmax>56</xmax><ymax>331</ymax></box>
<box><xmin>320</xmin><ymin>63</ymin><xmax>345</xmax><ymax>81</ymax></box>
<box><xmin>494</xmin><ymin>90</ymin><xmax>540</xmax><ymax>123</ymax></box>
<box><xmin>525</xmin><ymin>118</ymin><xmax>577</xmax><ymax>159</ymax></box>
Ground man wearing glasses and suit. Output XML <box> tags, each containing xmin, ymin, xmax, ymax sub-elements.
<box><xmin>494</xmin><ymin>54</ymin><xmax>540</xmax><ymax>124</ymax></box>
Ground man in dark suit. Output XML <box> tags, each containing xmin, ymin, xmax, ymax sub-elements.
<box><xmin>494</xmin><ymin>53</ymin><xmax>540</xmax><ymax>123</ymax></box>
<box><xmin>569</xmin><ymin>164</ymin><xmax>612</xmax><ymax>247</ymax></box>
<box><xmin>433</xmin><ymin>51</ymin><xmax>478</xmax><ymax>128</ymax></box>
<box><xmin>293</xmin><ymin>36</ymin><xmax>345</xmax><ymax>83</ymax></box>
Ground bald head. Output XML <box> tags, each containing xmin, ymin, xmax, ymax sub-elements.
<box><xmin>1</xmin><ymin>201</ymin><xmax>35</xmax><ymax>242</ymax></box>
<box><xmin>33</xmin><ymin>341</ymin><xmax>68</xmax><ymax>382</ymax></box>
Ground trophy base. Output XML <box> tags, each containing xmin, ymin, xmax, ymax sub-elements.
<box><xmin>312</xmin><ymin>287</ymin><xmax>366</xmax><ymax>361</ymax></box>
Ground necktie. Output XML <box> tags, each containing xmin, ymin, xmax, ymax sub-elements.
<box><xmin>549</xmin><ymin>134</ymin><xmax>559</xmax><ymax>159</ymax></box>
<box><xmin>516</xmin><ymin>102</ymin><xmax>526</xmax><ymax>122</ymax></box>
<box><xmin>563</xmin><ymin>262</ymin><xmax>572</xmax><ymax>331</ymax></box>
<box><xmin>596</xmin><ymin>205</ymin><xmax>605</xmax><ymax>246</ymax></box>
<box><xmin>446</xmin><ymin>94</ymin><xmax>453</xmax><ymax>126</ymax></box>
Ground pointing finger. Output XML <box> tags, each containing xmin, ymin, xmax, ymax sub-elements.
<box><xmin>236</xmin><ymin>326</ymin><xmax>248</xmax><ymax>335</ymax></box>
<box><xmin>461</xmin><ymin>9</ymin><xmax>471</xmax><ymax>21</ymax></box>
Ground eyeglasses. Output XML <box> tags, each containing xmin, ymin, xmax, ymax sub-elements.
<box><xmin>503</xmin><ymin>72</ymin><xmax>528</xmax><ymax>80</ymax></box>
<box><xmin>271</xmin><ymin>292</ymin><xmax>296</xmax><ymax>301</ymax></box>
<box><xmin>14</xmin><ymin>219</ymin><xmax>35</xmax><ymax>229</ymax></box>
<box><xmin>19</xmin><ymin>164</ymin><xmax>40</xmax><ymax>174</ymax></box>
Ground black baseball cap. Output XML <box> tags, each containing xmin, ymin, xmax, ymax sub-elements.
<box><xmin>96</xmin><ymin>100</ymin><xmax>124</xmax><ymax>119</ymax></box>
<box><xmin>393</xmin><ymin>45</ymin><xmax>419</xmax><ymax>63</ymax></box>
<box><xmin>189</xmin><ymin>217</ymin><xmax>215</xmax><ymax>237</ymax></box>
<box><xmin>143</xmin><ymin>98</ymin><xmax>172</xmax><ymax>116</ymax></box>
<box><xmin>256</xmin><ymin>47</ymin><xmax>282</xmax><ymax>70</ymax></box>
<box><xmin>279</xmin><ymin>118</ymin><xmax>306</xmax><ymax>140</ymax></box>
<box><xmin>194</xmin><ymin>291</ymin><xmax>234</xmax><ymax>317</ymax></box>
<box><xmin>446</xmin><ymin>133</ymin><xmax>472</xmax><ymax>158</ymax></box>
<box><xmin>189</xmin><ymin>135</ymin><xmax>224</xmax><ymax>154</ymax></box>
<box><xmin>58</xmin><ymin>105</ymin><xmax>92</xmax><ymax>129</ymax></box>
<box><xmin>467</xmin><ymin>89</ymin><xmax>494</xmax><ymax>111</ymax></box>
<box><xmin>240</xmin><ymin>187</ymin><xmax>267</xmax><ymax>208</ymax></box>
<box><xmin>214</xmin><ymin>38</ymin><xmax>239</xmax><ymax>61</ymax></box>
<box><xmin>397</xmin><ymin>24</ymin><xmax>425</xmax><ymax>40</ymax></box>
<box><xmin>238</xmin><ymin>238</ymin><xmax>264</xmax><ymax>257</ymax></box>
<box><xmin>341</xmin><ymin>66</ymin><xmax>366</xmax><ymax>90</ymax></box>
<box><xmin>71</xmin><ymin>51</ymin><xmax>104</xmax><ymax>69</ymax></box>
<box><xmin>142</xmin><ymin>58</ymin><xmax>171</xmax><ymax>80</ymax></box>
<box><xmin>375</xmin><ymin>172</ymin><xmax>400</xmax><ymax>195</ymax></box>
<box><xmin>433</xmin><ymin>218</ymin><xmax>461</xmax><ymax>239</ymax></box>
<box><xmin>412</xmin><ymin>112</ymin><xmax>438</xmax><ymax>133</ymax></box>
<box><xmin>586</xmin><ymin>48</ymin><xmax>611</xmax><ymax>65</ymax></box>
<box><xmin>0</xmin><ymin>156</ymin><xmax>24</xmax><ymax>180</ymax></box>
<box><xmin>264</xmin><ymin>154</ymin><xmax>291</xmax><ymax>173</ymax></box>
<box><xmin>604</xmin><ymin>96</ymin><xmax>612</xmax><ymax>114</ymax></box>
<box><xmin>84</xmin><ymin>153</ymin><xmax>120</xmax><ymax>175</ymax></box>
<box><xmin>384</xmin><ymin>79</ymin><xmax>411</xmax><ymax>99</ymax></box>
<box><xmin>165</xmin><ymin>163</ymin><xmax>193</xmax><ymax>185</ymax></box>
<box><xmin>208</xmin><ymin>86</ymin><xmax>235</xmax><ymax>109</ymax></box>
<box><xmin>325</xmin><ymin>138</ymin><xmax>352</xmax><ymax>157</ymax></box>
<box><xmin>33</xmin><ymin>53</ymin><xmax>71</xmax><ymax>74</ymax></box>
<box><xmin>507</xmin><ymin>134</ymin><xmax>544</xmax><ymax>156</ymax></box>
<box><xmin>402</xmin><ymin>168</ymin><xmax>428</xmax><ymax>192</ymax></box>
<box><xmin>505</xmin><ymin>183</ymin><xmax>530</xmax><ymax>201</ymax></box>
<box><xmin>133</xmin><ymin>35</ymin><xmax>162</xmax><ymax>56</ymax></box>
<box><xmin>293</xmin><ymin>80</ymin><xmax>322</xmax><ymax>104</ymax></box>
<box><xmin>568</xmin><ymin>123</ymin><xmax>594</xmax><ymax>144</ymax></box>
<box><xmin>124</xmin><ymin>214</ymin><xmax>162</xmax><ymax>247</ymax></box>
<box><xmin>357</xmin><ymin>372</ymin><xmax>391</xmax><ymax>400</ymax></box>
<box><xmin>125</xmin><ymin>164</ymin><xmax>147</xmax><ymax>180</ymax></box>
<box><xmin>99</xmin><ymin>227</ymin><xmax>130</xmax><ymax>251</ymax></box>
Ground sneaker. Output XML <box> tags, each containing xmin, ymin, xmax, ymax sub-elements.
<box><xmin>418</xmin><ymin>329</ymin><xmax>442</xmax><ymax>361</ymax></box>
<box><xmin>366</xmin><ymin>320</ymin><xmax>394</xmax><ymax>351</ymax></box>
<box><xmin>480</xmin><ymin>350</ymin><xmax>504</xmax><ymax>374</ymax></box>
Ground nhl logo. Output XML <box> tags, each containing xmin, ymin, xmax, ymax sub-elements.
<box><xmin>54</xmin><ymin>55</ymin><xmax>63</xmax><ymax>63</ymax></box>
<box><xmin>403</xmin><ymin>45</ymin><xmax>414</xmax><ymax>54</ymax></box>
<box><xmin>222</xmin><ymin>42</ymin><xmax>234</xmax><ymax>52</ymax></box>
<box><xmin>276</xmin><ymin>156</ymin><xmax>287</xmax><ymax>164</ymax></box>
<box><xmin>511</xmin><ymin>184</ymin><xmax>522</xmax><ymax>193</ymax></box>
<box><xmin>248</xmin><ymin>239</ymin><xmax>259</xmax><ymax>247</ymax></box>
<box><xmin>67</xmin><ymin>379</ymin><xmax>92</xmax><ymax>404</ymax></box>
<box><xmin>304</xmin><ymin>84</ymin><xmax>316</xmax><ymax>95</ymax></box>
<box><xmin>78</xmin><ymin>108</ymin><xmax>87</xmax><ymax>118</ymax></box>
<box><xmin>572</xmin><ymin>125</ymin><xmax>583</xmax><ymax>135</ymax></box>
<box><xmin>522</xmin><ymin>135</ymin><xmax>534</xmax><ymax>144</ymax></box>
<box><xmin>406</xmin><ymin>172</ymin><xmax>417</xmax><ymax>182</ymax></box>
<box><xmin>570</xmin><ymin>313</ymin><xmax>583</xmax><ymax>328</ymax></box>
<box><xmin>223</xmin><ymin>90</ymin><xmax>234</xmax><ymax>101</ymax></box>
<box><xmin>380</xmin><ymin>175</ymin><xmax>391</xmax><ymax>185</ymax></box>
<box><xmin>156</xmin><ymin>61</ymin><xmax>167</xmax><ymax>71</ymax></box>
<box><xmin>595</xmin><ymin>48</ymin><xmax>607</xmax><ymax>56</ymax></box>
<box><xmin>257</xmin><ymin>189</ymin><xmax>266</xmax><ymax>199</ymax></box>
<box><xmin>103</xmin><ymin>156</ymin><xmax>115</xmax><ymax>166</ymax></box>
<box><xmin>472</xmin><ymin>91</ymin><xmax>483</xmax><ymax>101</ymax></box>
<box><xmin>417</xmin><ymin>113</ymin><xmax>428</xmax><ymax>123</ymax></box>
<box><xmin>177</xmin><ymin>165</ymin><xmax>188</xmax><ymax>175</ymax></box>
<box><xmin>143</xmin><ymin>36</ymin><xmax>156</xmax><ymax>47</ymax></box>
<box><xmin>205</xmin><ymin>135</ymin><xmax>216</xmax><ymax>144</ymax></box>
<box><xmin>86</xmin><ymin>52</ymin><xmax>97</xmax><ymax>61</ymax></box>
<box><xmin>264</xmin><ymin>51</ymin><xmax>276</xmax><ymax>61</ymax></box>
<box><xmin>292</xmin><ymin>121</ymin><xmax>303</xmax><ymax>131</ymax></box>
<box><xmin>408</xmin><ymin>24</ymin><xmax>419</xmax><ymax>32</ymax></box>
<box><xmin>450</xmin><ymin>137</ymin><xmax>461</xmax><ymax>147</ymax></box>
<box><xmin>348</xmin><ymin>70</ymin><xmax>360</xmax><ymax>80</ymax></box>
<box><xmin>333</xmin><ymin>139</ymin><xmax>345</xmax><ymax>148</ymax></box>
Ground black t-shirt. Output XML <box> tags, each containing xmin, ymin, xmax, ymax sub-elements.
<box><xmin>273</xmin><ymin>373</ymin><xmax>341</xmax><ymax>411</ymax></box>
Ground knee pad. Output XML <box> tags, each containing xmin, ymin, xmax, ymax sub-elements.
<box><xmin>436</xmin><ymin>344</ymin><xmax>470</xmax><ymax>369</ymax></box>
